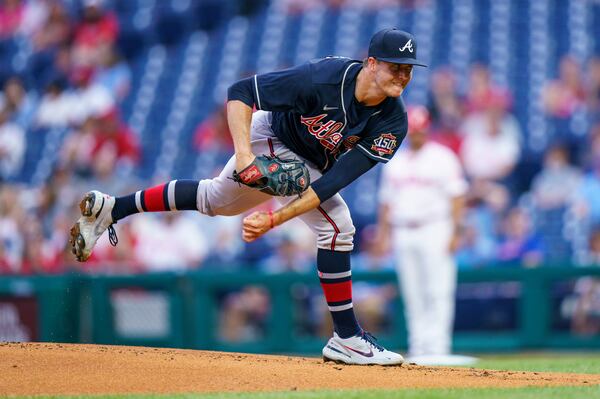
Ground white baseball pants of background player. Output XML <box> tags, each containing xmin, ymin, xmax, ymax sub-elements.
<box><xmin>392</xmin><ymin>218</ymin><xmax>456</xmax><ymax>358</ymax></box>
<box><xmin>195</xmin><ymin>110</ymin><xmax>355</xmax><ymax>252</ymax></box>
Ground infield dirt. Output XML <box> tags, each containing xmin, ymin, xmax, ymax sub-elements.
<box><xmin>1</xmin><ymin>342</ymin><xmax>599</xmax><ymax>396</ymax></box>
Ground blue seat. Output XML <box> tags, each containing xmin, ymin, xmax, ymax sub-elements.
<box><xmin>10</xmin><ymin>0</ymin><xmax>596</xmax><ymax>199</ymax></box>
<box><xmin>535</xmin><ymin>207</ymin><xmax>573</xmax><ymax>262</ymax></box>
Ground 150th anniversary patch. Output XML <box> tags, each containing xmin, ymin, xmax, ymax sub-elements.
<box><xmin>371</xmin><ymin>133</ymin><xmax>397</xmax><ymax>156</ymax></box>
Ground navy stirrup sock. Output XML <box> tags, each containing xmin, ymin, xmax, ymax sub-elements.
<box><xmin>111</xmin><ymin>179</ymin><xmax>199</xmax><ymax>222</ymax></box>
<box><xmin>317</xmin><ymin>248</ymin><xmax>361</xmax><ymax>338</ymax></box>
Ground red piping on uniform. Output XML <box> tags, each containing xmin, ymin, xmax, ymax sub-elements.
<box><xmin>318</xmin><ymin>206</ymin><xmax>340</xmax><ymax>251</ymax></box>
<box><xmin>267</xmin><ymin>138</ymin><xmax>275</xmax><ymax>156</ymax></box>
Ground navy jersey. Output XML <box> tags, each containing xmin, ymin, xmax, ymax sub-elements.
<box><xmin>252</xmin><ymin>57</ymin><xmax>408</xmax><ymax>172</ymax></box>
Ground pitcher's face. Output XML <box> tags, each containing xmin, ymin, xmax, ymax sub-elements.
<box><xmin>374</xmin><ymin>60</ymin><xmax>413</xmax><ymax>98</ymax></box>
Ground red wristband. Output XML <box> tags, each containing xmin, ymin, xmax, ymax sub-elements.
<box><xmin>268</xmin><ymin>211</ymin><xmax>274</xmax><ymax>229</ymax></box>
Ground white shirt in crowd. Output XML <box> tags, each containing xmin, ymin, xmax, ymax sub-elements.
<box><xmin>459</xmin><ymin>113</ymin><xmax>521</xmax><ymax>180</ymax></box>
<box><xmin>379</xmin><ymin>141</ymin><xmax>468</xmax><ymax>225</ymax></box>
<box><xmin>35</xmin><ymin>84</ymin><xmax>115</xmax><ymax>128</ymax></box>
<box><xmin>35</xmin><ymin>91</ymin><xmax>76</xmax><ymax>128</ymax></box>
<box><xmin>69</xmin><ymin>84</ymin><xmax>115</xmax><ymax>125</ymax></box>
<box><xmin>132</xmin><ymin>214</ymin><xmax>208</xmax><ymax>272</ymax></box>
<box><xmin>0</xmin><ymin>121</ymin><xmax>25</xmax><ymax>179</ymax></box>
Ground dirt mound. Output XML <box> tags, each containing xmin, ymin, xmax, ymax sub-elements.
<box><xmin>0</xmin><ymin>342</ymin><xmax>598</xmax><ymax>396</ymax></box>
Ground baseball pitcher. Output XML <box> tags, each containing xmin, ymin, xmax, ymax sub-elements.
<box><xmin>69</xmin><ymin>28</ymin><xmax>427</xmax><ymax>366</ymax></box>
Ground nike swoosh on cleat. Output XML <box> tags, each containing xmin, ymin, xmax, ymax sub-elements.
<box><xmin>327</xmin><ymin>345</ymin><xmax>351</xmax><ymax>358</ymax></box>
<box><xmin>341</xmin><ymin>345</ymin><xmax>374</xmax><ymax>358</ymax></box>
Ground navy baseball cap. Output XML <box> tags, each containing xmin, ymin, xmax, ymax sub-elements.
<box><xmin>368</xmin><ymin>28</ymin><xmax>427</xmax><ymax>67</ymax></box>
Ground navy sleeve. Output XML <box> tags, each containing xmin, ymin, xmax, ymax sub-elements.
<box><xmin>311</xmin><ymin>148</ymin><xmax>377</xmax><ymax>202</ymax></box>
<box><xmin>227</xmin><ymin>77</ymin><xmax>255</xmax><ymax>107</ymax></box>
<box><xmin>227</xmin><ymin>63</ymin><xmax>315</xmax><ymax>113</ymax></box>
<box><xmin>355</xmin><ymin>105</ymin><xmax>408</xmax><ymax>163</ymax></box>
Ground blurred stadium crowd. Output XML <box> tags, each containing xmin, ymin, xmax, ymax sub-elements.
<box><xmin>0</xmin><ymin>0</ymin><xmax>599</xmax><ymax>277</ymax></box>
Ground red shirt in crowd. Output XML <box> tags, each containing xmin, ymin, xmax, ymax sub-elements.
<box><xmin>0</xmin><ymin>0</ymin><xmax>23</xmax><ymax>38</ymax></box>
<box><xmin>74</xmin><ymin>11</ymin><xmax>118</xmax><ymax>48</ymax></box>
<box><xmin>91</xmin><ymin>123</ymin><xmax>140</xmax><ymax>164</ymax></box>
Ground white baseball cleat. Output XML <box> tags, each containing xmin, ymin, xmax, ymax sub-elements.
<box><xmin>322</xmin><ymin>331</ymin><xmax>404</xmax><ymax>366</ymax></box>
<box><xmin>69</xmin><ymin>190</ymin><xmax>117</xmax><ymax>262</ymax></box>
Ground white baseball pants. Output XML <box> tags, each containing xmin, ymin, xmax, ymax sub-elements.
<box><xmin>392</xmin><ymin>219</ymin><xmax>457</xmax><ymax>356</ymax></box>
<box><xmin>196</xmin><ymin>111</ymin><xmax>355</xmax><ymax>252</ymax></box>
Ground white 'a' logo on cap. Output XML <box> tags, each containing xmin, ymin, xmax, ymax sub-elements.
<box><xmin>399</xmin><ymin>39</ymin><xmax>414</xmax><ymax>53</ymax></box>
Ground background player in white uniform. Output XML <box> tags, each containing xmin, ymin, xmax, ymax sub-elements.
<box><xmin>377</xmin><ymin>106</ymin><xmax>476</xmax><ymax>366</ymax></box>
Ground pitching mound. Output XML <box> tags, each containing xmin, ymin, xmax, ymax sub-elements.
<box><xmin>1</xmin><ymin>342</ymin><xmax>598</xmax><ymax>396</ymax></box>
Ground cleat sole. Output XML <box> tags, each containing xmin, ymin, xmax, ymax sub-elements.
<box><xmin>69</xmin><ymin>222</ymin><xmax>87</xmax><ymax>262</ymax></box>
<box><xmin>79</xmin><ymin>192</ymin><xmax>96</xmax><ymax>217</ymax></box>
<box><xmin>323</xmin><ymin>356</ymin><xmax>356</xmax><ymax>366</ymax></box>
<box><xmin>322</xmin><ymin>355</ymin><xmax>403</xmax><ymax>367</ymax></box>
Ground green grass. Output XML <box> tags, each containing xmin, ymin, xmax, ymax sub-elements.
<box><xmin>464</xmin><ymin>353</ymin><xmax>600</xmax><ymax>374</ymax></box>
<box><xmin>15</xmin><ymin>354</ymin><xmax>600</xmax><ymax>399</ymax></box>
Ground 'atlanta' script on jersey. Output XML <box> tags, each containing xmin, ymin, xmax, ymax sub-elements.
<box><xmin>300</xmin><ymin>114</ymin><xmax>344</xmax><ymax>150</ymax></box>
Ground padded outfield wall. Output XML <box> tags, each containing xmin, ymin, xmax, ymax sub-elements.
<box><xmin>1</xmin><ymin>267</ymin><xmax>600</xmax><ymax>352</ymax></box>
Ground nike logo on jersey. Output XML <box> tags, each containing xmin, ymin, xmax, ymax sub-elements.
<box><xmin>399</xmin><ymin>39</ymin><xmax>414</xmax><ymax>53</ymax></box>
<box><xmin>341</xmin><ymin>344</ymin><xmax>374</xmax><ymax>358</ymax></box>
<box><xmin>323</xmin><ymin>104</ymin><xmax>339</xmax><ymax>111</ymax></box>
